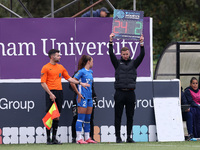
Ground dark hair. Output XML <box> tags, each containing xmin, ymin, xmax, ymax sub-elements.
<box><xmin>48</xmin><ymin>49</ymin><xmax>60</xmax><ymax>58</ymax></box>
<box><xmin>77</xmin><ymin>55</ymin><xmax>92</xmax><ymax>71</ymax></box>
<box><xmin>190</xmin><ymin>77</ymin><xmax>198</xmax><ymax>84</ymax></box>
<box><xmin>121</xmin><ymin>47</ymin><xmax>129</xmax><ymax>53</ymax></box>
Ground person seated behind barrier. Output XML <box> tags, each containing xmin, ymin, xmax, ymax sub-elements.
<box><xmin>181</xmin><ymin>87</ymin><xmax>194</xmax><ymax>140</ymax></box>
<box><xmin>184</xmin><ymin>77</ymin><xmax>200</xmax><ymax>138</ymax></box>
<box><xmin>70</xmin><ymin>80</ymin><xmax>97</xmax><ymax>143</ymax></box>
<box><xmin>81</xmin><ymin>7</ymin><xmax>109</xmax><ymax>17</ymax></box>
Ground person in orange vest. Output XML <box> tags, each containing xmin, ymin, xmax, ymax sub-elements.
<box><xmin>41</xmin><ymin>49</ymin><xmax>89</xmax><ymax>145</ymax></box>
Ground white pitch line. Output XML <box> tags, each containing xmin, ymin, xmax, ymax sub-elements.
<box><xmin>90</xmin><ymin>143</ymin><xmax>200</xmax><ymax>148</ymax></box>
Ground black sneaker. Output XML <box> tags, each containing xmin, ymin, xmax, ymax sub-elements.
<box><xmin>46</xmin><ymin>138</ymin><xmax>52</xmax><ymax>145</ymax></box>
<box><xmin>126</xmin><ymin>137</ymin><xmax>135</xmax><ymax>143</ymax></box>
<box><xmin>116</xmin><ymin>137</ymin><xmax>122</xmax><ymax>143</ymax></box>
<box><xmin>187</xmin><ymin>134</ymin><xmax>194</xmax><ymax>141</ymax></box>
<box><xmin>52</xmin><ymin>139</ymin><xmax>62</xmax><ymax>145</ymax></box>
<box><xmin>72</xmin><ymin>138</ymin><xmax>76</xmax><ymax>143</ymax></box>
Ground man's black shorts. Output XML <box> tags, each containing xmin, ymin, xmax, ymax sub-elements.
<box><xmin>46</xmin><ymin>90</ymin><xmax>63</xmax><ymax>113</ymax></box>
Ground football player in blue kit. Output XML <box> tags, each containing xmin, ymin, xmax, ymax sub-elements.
<box><xmin>70</xmin><ymin>55</ymin><xmax>97</xmax><ymax>144</ymax></box>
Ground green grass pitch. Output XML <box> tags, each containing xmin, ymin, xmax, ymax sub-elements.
<box><xmin>1</xmin><ymin>142</ymin><xmax>200</xmax><ymax>150</ymax></box>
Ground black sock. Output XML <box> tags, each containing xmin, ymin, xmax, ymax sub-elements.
<box><xmin>52</xmin><ymin>120</ymin><xmax>59</xmax><ymax>140</ymax></box>
<box><xmin>46</xmin><ymin>128</ymin><xmax>51</xmax><ymax>140</ymax></box>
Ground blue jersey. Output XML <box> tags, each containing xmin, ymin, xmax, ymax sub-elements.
<box><xmin>74</xmin><ymin>68</ymin><xmax>93</xmax><ymax>99</ymax></box>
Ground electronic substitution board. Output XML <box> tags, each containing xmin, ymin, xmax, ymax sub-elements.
<box><xmin>112</xmin><ymin>9</ymin><xmax>144</xmax><ymax>40</ymax></box>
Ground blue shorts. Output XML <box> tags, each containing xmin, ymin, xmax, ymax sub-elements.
<box><xmin>77</xmin><ymin>98</ymin><xmax>93</xmax><ymax>108</ymax></box>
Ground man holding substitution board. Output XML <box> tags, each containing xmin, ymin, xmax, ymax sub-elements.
<box><xmin>109</xmin><ymin>9</ymin><xmax>145</xmax><ymax>143</ymax></box>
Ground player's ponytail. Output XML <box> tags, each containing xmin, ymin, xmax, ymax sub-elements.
<box><xmin>77</xmin><ymin>55</ymin><xmax>92</xmax><ymax>71</ymax></box>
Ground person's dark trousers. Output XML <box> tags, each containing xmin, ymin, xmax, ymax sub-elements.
<box><xmin>114</xmin><ymin>89</ymin><xmax>136</xmax><ymax>139</ymax></box>
<box><xmin>71</xmin><ymin>107</ymin><xmax>95</xmax><ymax>140</ymax></box>
<box><xmin>52</xmin><ymin>120</ymin><xmax>59</xmax><ymax>141</ymax></box>
<box><xmin>90</xmin><ymin>107</ymin><xmax>95</xmax><ymax>139</ymax></box>
<box><xmin>46</xmin><ymin>128</ymin><xmax>51</xmax><ymax>140</ymax></box>
<box><xmin>182</xmin><ymin>111</ymin><xmax>193</xmax><ymax>136</ymax></box>
<box><xmin>72</xmin><ymin>115</ymin><xmax>78</xmax><ymax>140</ymax></box>
<box><xmin>190</xmin><ymin>107</ymin><xmax>200</xmax><ymax>138</ymax></box>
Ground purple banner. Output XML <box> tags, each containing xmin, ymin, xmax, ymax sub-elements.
<box><xmin>0</xmin><ymin>18</ymin><xmax>152</xmax><ymax>79</ymax></box>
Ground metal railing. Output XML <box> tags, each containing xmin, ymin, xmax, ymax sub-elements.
<box><xmin>0</xmin><ymin>0</ymin><xmax>116</xmax><ymax>18</ymax></box>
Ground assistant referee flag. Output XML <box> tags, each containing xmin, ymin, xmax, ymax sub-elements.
<box><xmin>42</xmin><ymin>102</ymin><xmax>60</xmax><ymax>130</ymax></box>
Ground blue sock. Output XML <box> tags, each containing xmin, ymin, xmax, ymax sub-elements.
<box><xmin>84</xmin><ymin>114</ymin><xmax>91</xmax><ymax>132</ymax></box>
<box><xmin>76</xmin><ymin>113</ymin><xmax>85</xmax><ymax>132</ymax></box>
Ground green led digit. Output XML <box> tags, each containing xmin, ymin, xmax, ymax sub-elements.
<box><xmin>135</xmin><ymin>21</ymin><xmax>142</xmax><ymax>35</ymax></box>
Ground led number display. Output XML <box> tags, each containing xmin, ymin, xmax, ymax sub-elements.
<box><xmin>112</xmin><ymin>9</ymin><xmax>144</xmax><ymax>40</ymax></box>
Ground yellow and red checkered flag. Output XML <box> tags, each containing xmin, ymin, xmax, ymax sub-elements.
<box><xmin>42</xmin><ymin>102</ymin><xmax>60</xmax><ymax>130</ymax></box>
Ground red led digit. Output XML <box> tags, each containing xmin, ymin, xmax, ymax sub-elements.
<box><xmin>113</xmin><ymin>20</ymin><xmax>120</xmax><ymax>33</ymax></box>
<box><xmin>121</xmin><ymin>21</ymin><xmax>128</xmax><ymax>33</ymax></box>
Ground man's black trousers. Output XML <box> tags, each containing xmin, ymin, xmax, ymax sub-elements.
<box><xmin>114</xmin><ymin>89</ymin><xmax>136</xmax><ymax>138</ymax></box>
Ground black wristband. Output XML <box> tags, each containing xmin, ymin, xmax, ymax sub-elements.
<box><xmin>109</xmin><ymin>41</ymin><xmax>113</xmax><ymax>43</ymax></box>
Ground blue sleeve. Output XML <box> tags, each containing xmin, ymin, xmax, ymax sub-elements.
<box><xmin>81</xmin><ymin>10</ymin><xmax>100</xmax><ymax>17</ymax></box>
<box><xmin>93</xmin><ymin>10</ymin><xmax>100</xmax><ymax>17</ymax></box>
<box><xmin>74</xmin><ymin>70</ymin><xmax>83</xmax><ymax>80</ymax></box>
<box><xmin>181</xmin><ymin>91</ymin><xmax>188</xmax><ymax>105</ymax></box>
<box><xmin>81</xmin><ymin>11</ymin><xmax>91</xmax><ymax>17</ymax></box>
<box><xmin>185</xmin><ymin>89</ymin><xmax>199</xmax><ymax>107</ymax></box>
<box><xmin>93</xmin><ymin>9</ymin><xmax>100</xmax><ymax>17</ymax></box>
